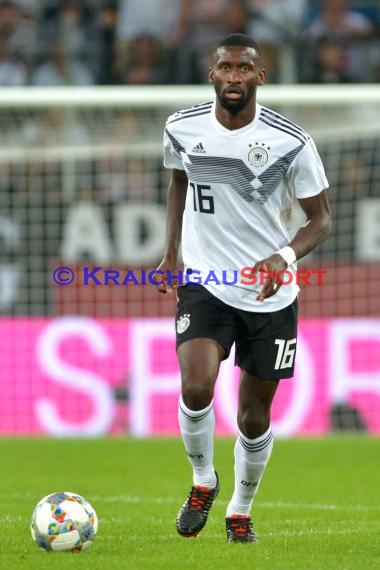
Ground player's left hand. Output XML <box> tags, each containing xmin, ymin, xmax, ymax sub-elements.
<box><xmin>252</xmin><ymin>254</ymin><xmax>288</xmax><ymax>301</ymax></box>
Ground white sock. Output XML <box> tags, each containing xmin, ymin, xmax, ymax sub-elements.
<box><xmin>226</xmin><ymin>427</ymin><xmax>273</xmax><ymax>517</ymax></box>
<box><xmin>178</xmin><ymin>396</ymin><xmax>217</xmax><ymax>488</ymax></box>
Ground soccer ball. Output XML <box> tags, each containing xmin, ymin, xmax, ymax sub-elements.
<box><xmin>30</xmin><ymin>491</ymin><xmax>98</xmax><ymax>552</ymax></box>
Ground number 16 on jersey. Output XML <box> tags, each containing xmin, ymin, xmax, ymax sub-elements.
<box><xmin>190</xmin><ymin>182</ymin><xmax>215</xmax><ymax>214</ymax></box>
<box><xmin>274</xmin><ymin>338</ymin><xmax>297</xmax><ymax>370</ymax></box>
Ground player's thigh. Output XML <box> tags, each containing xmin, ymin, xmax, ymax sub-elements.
<box><xmin>177</xmin><ymin>337</ymin><xmax>225</xmax><ymax>388</ymax></box>
<box><xmin>235</xmin><ymin>299</ymin><xmax>298</xmax><ymax>381</ymax></box>
<box><xmin>176</xmin><ymin>284</ymin><xmax>236</xmax><ymax>400</ymax></box>
<box><xmin>176</xmin><ymin>284</ymin><xmax>236</xmax><ymax>363</ymax></box>
<box><xmin>178</xmin><ymin>339</ymin><xmax>225</xmax><ymax>409</ymax></box>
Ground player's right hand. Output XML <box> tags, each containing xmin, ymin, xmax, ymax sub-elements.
<box><xmin>152</xmin><ymin>256</ymin><xmax>179</xmax><ymax>294</ymax></box>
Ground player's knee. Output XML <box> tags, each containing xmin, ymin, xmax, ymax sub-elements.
<box><xmin>239</xmin><ymin>411</ymin><xmax>270</xmax><ymax>440</ymax></box>
<box><xmin>181</xmin><ymin>382</ymin><xmax>214</xmax><ymax>411</ymax></box>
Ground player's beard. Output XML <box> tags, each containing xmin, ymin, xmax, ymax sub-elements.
<box><xmin>216</xmin><ymin>84</ymin><xmax>255</xmax><ymax>115</ymax></box>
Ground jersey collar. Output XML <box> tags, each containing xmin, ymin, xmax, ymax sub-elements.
<box><xmin>211</xmin><ymin>101</ymin><xmax>262</xmax><ymax>135</ymax></box>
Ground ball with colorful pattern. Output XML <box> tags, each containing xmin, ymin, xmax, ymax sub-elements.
<box><xmin>31</xmin><ymin>492</ymin><xmax>98</xmax><ymax>552</ymax></box>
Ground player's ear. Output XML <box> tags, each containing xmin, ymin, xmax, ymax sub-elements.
<box><xmin>208</xmin><ymin>67</ymin><xmax>214</xmax><ymax>84</ymax></box>
<box><xmin>257</xmin><ymin>68</ymin><xmax>266</xmax><ymax>86</ymax></box>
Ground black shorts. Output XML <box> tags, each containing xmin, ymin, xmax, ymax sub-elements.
<box><xmin>175</xmin><ymin>284</ymin><xmax>298</xmax><ymax>380</ymax></box>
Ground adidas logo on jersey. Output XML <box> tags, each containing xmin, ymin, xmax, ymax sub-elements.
<box><xmin>191</xmin><ymin>142</ymin><xmax>206</xmax><ymax>153</ymax></box>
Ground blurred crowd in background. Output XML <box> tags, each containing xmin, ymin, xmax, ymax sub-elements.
<box><xmin>0</xmin><ymin>0</ymin><xmax>379</xmax><ymax>87</ymax></box>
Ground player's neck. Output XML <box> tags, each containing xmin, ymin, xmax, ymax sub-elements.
<box><xmin>215</xmin><ymin>101</ymin><xmax>257</xmax><ymax>131</ymax></box>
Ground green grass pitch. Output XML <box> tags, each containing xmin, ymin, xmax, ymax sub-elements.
<box><xmin>0</xmin><ymin>437</ymin><xmax>379</xmax><ymax>570</ymax></box>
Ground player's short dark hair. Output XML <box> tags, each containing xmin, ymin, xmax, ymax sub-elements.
<box><xmin>214</xmin><ymin>34</ymin><xmax>262</xmax><ymax>58</ymax></box>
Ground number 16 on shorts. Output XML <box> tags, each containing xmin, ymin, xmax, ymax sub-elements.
<box><xmin>274</xmin><ymin>338</ymin><xmax>297</xmax><ymax>370</ymax></box>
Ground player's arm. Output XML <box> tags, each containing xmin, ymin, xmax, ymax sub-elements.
<box><xmin>255</xmin><ymin>189</ymin><xmax>331</xmax><ymax>301</ymax></box>
<box><xmin>288</xmin><ymin>188</ymin><xmax>332</xmax><ymax>259</ymax></box>
<box><xmin>153</xmin><ymin>169</ymin><xmax>188</xmax><ymax>294</ymax></box>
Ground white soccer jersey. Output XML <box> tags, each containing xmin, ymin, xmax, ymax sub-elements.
<box><xmin>163</xmin><ymin>101</ymin><xmax>328</xmax><ymax>312</ymax></box>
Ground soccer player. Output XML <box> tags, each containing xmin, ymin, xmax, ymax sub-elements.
<box><xmin>154</xmin><ymin>33</ymin><xmax>331</xmax><ymax>543</ymax></box>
